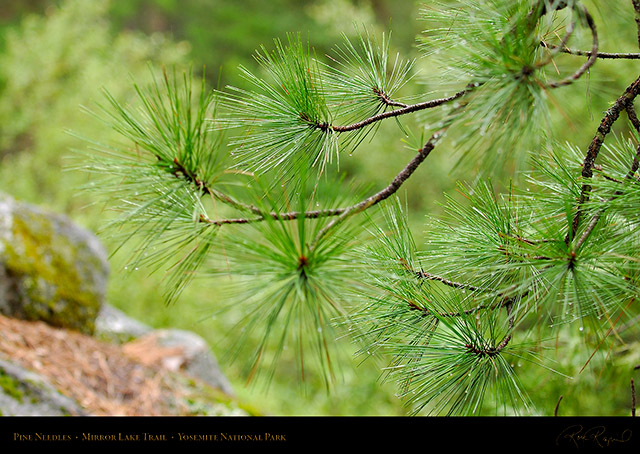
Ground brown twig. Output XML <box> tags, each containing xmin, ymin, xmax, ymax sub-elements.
<box><xmin>171</xmin><ymin>85</ymin><xmax>469</xmax><ymax>229</ymax></box>
<box><xmin>554</xmin><ymin>395</ymin><xmax>564</xmax><ymax>417</ymax></box>
<box><xmin>632</xmin><ymin>378</ymin><xmax>636</xmax><ymax>417</ymax></box>
<box><xmin>310</xmin><ymin>126</ymin><xmax>448</xmax><ymax>248</ymax></box>
<box><xmin>573</xmin><ymin>111</ymin><xmax>640</xmax><ymax>250</ymax></box>
<box><xmin>399</xmin><ymin>257</ymin><xmax>487</xmax><ymax>293</ymax></box>
<box><xmin>414</xmin><ymin>270</ymin><xmax>485</xmax><ymax>293</ymax></box>
<box><xmin>330</xmin><ymin>89</ymin><xmax>468</xmax><ymax>132</ymax></box>
<box><xmin>195</xmin><ymin>122</ymin><xmax>452</xmax><ymax>232</ymax></box>
<box><xmin>195</xmin><ymin>126</ymin><xmax>447</xmax><ymax>230</ymax></box>
<box><xmin>633</xmin><ymin>0</ymin><xmax>640</xmax><ymax>50</ymax></box>
<box><xmin>627</xmin><ymin>102</ymin><xmax>640</xmax><ymax>135</ymax></box>
<box><xmin>544</xmin><ymin>5</ymin><xmax>599</xmax><ymax>89</ymax></box>
<box><xmin>536</xmin><ymin>15</ymin><xmax>577</xmax><ymax>69</ymax></box>
<box><xmin>201</xmin><ymin>207</ymin><xmax>347</xmax><ymax>227</ymax></box>
<box><xmin>569</xmin><ymin>74</ymin><xmax>640</xmax><ymax>241</ymax></box>
<box><xmin>409</xmin><ymin>301</ymin><xmax>489</xmax><ymax>319</ymax></box>
<box><xmin>399</xmin><ymin>259</ymin><xmax>518</xmax><ymax>354</ymax></box>
<box><xmin>464</xmin><ymin>301</ymin><xmax>513</xmax><ymax>357</ymax></box>
<box><xmin>540</xmin><ymin>41</ymin><xmax>640</xmax><ymax>60</ymax></box>
<box><xmin>465</xmin><ymin>316</ymin><xmax>512</xmax><ymax>357</ymax></box>
<box><xmin>373</xmin><ymin>87</ymin><xmax>409</xmax><ymax>108</ymax></box>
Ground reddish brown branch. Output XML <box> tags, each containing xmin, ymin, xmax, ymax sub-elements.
<box><xmin>545</xmin><ymin>6</ymin><xmax>598</xmax><ymax>89</ymax></box>
<box><xmin>572</xmin><ymin>107</ymin><xmax>640</xmax><ymax>250</ymax></box>
<box><xmin>414</xmin><ymin>270</ymin><xmax>485</xmax><ymax>293</ymax></box>
<box><xmin>633</xmin><ymin>0</ymin><xmax>640</xmax><ymax>50</ymax></box>
<box><xmin>374</xmin><ymin>87</ymin><xmax>409</xmax><ymax>108</ymax></box>
<box><xmin>632</xmin><ymin>378</ymin><xmax>637</xmax><ymax>417</ymax></box>
<box><xmin>554</xmin><ymin>396</ymin><xmax>564</xmax><ymax>417</ymax></box>
<box><xmin>465</xmin><ymin>301</ymin><xmax>513</xmax><ymax>357</ymax></box>
<box><xmin>310</xmin><ymin>126</ymin><xmax>448</xmax><ymax>248</ymax></box>
<box><xmin>193</xmin><ymin>125</ymin><xmax>449</xmax><ymax>231</ymax></box>
<box><xmin>330</xmin><ymin>89</ymin><xmax>468</xmax><ymax>133</ymax></box>
<box><xmin>540</xmin><ymin>42</ymin><xmax>640</xmax><ymax>60</ymax></box>
<box><xmin>409</xmin><ymin>301</ymin><xmax>489</xmax><ymax>319</ymax></box>
<box><xmin>569</xmin><ymin>74</ymin><xmax>640</xmax><ymax>241</ymax></box>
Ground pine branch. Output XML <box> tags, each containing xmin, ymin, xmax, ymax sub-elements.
<box><xmin>168</xmin><ymin>153</ymin><xmax>359</xmax><ymax>226</ymax></box>
<box><xmin>632</xmin><ymin>378</ymin><xmax>636</xmax><ymax>417</ymax></box>
<box><xmin>310</xmin><ymin>125</ymin><xmax>448</xmax><ymax>249</ymax></box>
<box><xmin>555</xmin><ymin>396</ymin><xmax>564</xmax><ymax>417</ymax></box>
<box><xmin>570</xmin><ymin>73</ymin><xmax>640</xmax><ymax>240</ymax></box>
<box><xmin>462</xmin><ymin>298</ymin><xmax>514</xmax><ymax>360</ymax></box>
<box><xmin>374</xmin><ymin>88</ymin><xmax>409</xmax><ymax>108</ymax></box>
<box><xmin>582</xmin><ymin>79</ymin><xmax>640</xmax><ymax>184</ymax></box>
<box><xmin>574</xmin><ymin>137</ymin><xmax>640</xmax><ymax>250</ymax></box>
<box><xmin>200</xmin><ymin>206</ymin><xmax>347</xmax><ymax>227</ymax></box>
<box><xmin>626</xmin><ymin>102</ymin><xmax>640</xmax><ymax>139</ymax></box>
<box><xmin>544</xmin><ymin>4</ymin><xmax>598</xmax><ymax>89</ymax></box>
<box><xmin>409</xmin><ymin>302</ymin><xmax>490</xmax><ymax>318</ymax></box>
<box><xmin>199</xmin><ymin>124</ymin><xmax>450</xmax><ymax>234</ymax></box>
<box><xmin>633</xmin><ymin>0</ymin><xmax>640</xmax><ymax>50</ymax></box>
<box><xmin>330</xmin><ymin>88</ymin><xmax>468</xmax><ymax>132</ymax></box>
<box><xmin>413</xmin><ymin>269</ymin><xmax>486</xmax><ymax>293</ymax></box>
<box><xmin>81</xmin><ymin>0</ymin><xmax>640</xmax><ymax>415</ymax></box>
<box><xmin>540</xmin><ymin>41</ymin><xmax>640</xmax><ymax>60</ymax></box>
<box><xmin>197</xmin><ymin>124</ymin><xmax>452</xmax><ymax>229</ymax></box>
<box><xmin>535</xmin><ymin>9</ymin><xmax>578</xmax><ymax>70</ymax></box>
<box><xmin>168</xmin><ymin>157</ymin><xmax>261</xmax><ymax>213</ymax></box>
<box><xmin>397</xmin><ymin>252</ymin><xmax>521</xmax><ymax>353</ymax></box>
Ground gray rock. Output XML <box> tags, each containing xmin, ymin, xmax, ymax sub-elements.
<box><xmin>96</xmin><ymin>307</ymin><xmax>236</xmax><ymax>398</ymax></box>
<box><xmin>0</xmin><ymin>357</ymin><xmax>88</xmax><ymax>416</ymax></box>
<box><xmin>133</xmin><ymin>329</ymin><xmax>235</xmax><ymax>397</ymax></box>
<box><xmin>0</xmin><ymin>193</ymin><xmax>108</xmax><ymax>334</ymax></box>
<box><xmin>95</xmin><ymin>304</ymin><xmax>153</xmax><ymax>343</ymax></box>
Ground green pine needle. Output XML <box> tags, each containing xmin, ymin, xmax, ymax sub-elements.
<box><xmin>80</xmin><ymin>66</ymin><xmax>231</xmax><ymax>304</ymax></box>
<box><xmin>219</xmin><ymin>34</ymin><xmax>338</xmax><ymax>181</ymax></box>
<box><xmin>206</xmin><ymin>164</ymin><xmax>368</xmax><ymax>386</ymax></box>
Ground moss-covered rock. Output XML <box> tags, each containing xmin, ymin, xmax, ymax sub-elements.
<box><xmin>0</xmin><ymin>357</ymin><xmax>88</xmax><ymax>416</ymax></box>
<box><xmin>0</xmin><ymin>193</ymin><xmax>108</xmax><ymax>334</ymax></box>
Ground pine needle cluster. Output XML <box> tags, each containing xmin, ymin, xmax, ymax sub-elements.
<box><xmin>80</xmin><ymin>0</ymin><xmax>640</xmax><ymax>415</ymax></box>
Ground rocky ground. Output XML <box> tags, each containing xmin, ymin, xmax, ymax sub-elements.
<box><xmin>0</xmin><ymin>311</ymin><xmax>250</xmax><ymax>416</ymax></box>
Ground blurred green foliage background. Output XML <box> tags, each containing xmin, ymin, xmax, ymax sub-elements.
<box><xmin>0</xmin><ymin>0</ymin><xmax>638</xmax><ymax>415</ymax></box>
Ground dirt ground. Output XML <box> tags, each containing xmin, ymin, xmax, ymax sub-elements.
<box><xmin>0</xmin><ymin>313</ymin><xmax>199</xmax><ymax>415</ymax></box>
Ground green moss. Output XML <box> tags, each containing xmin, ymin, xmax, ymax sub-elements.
<box><xmin>1</xmin><ymin>208</ymin><xmax>102</xmax><ymax>334</ymax></box>
<box><xmin>0</xmin><ymin>370</ymin><xmax>25</xmax><ymax>403</ymax></box>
